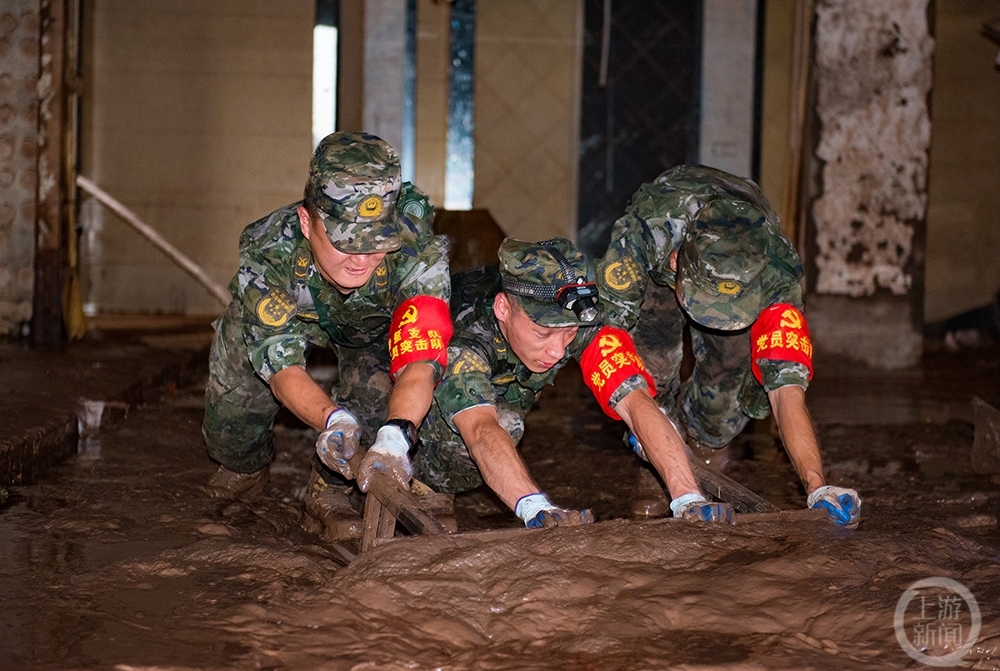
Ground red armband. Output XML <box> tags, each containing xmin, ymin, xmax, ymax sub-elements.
<box><xmin>750</xmin><ymin>303</ymin><xmax>814</xmax><ymax>384</ymax></box>
<box><xmin>388</xmin><ymin>295</ymin><xmax>453</xmax><ymax>380</ymax></box>
<box><xmin>580</xmin><ymin>326</ymin><xmax>656</xmax><ymax>420</ymax></box>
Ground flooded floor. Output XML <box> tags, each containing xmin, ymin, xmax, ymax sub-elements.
<box><xmin>2</xmin><ymin>345</ymin><xmax>1000</xmax><ymax>670</ymax></box>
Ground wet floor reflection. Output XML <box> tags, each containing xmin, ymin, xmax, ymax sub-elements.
<box><xmin>1</xmin><ymin>351</ymin><xmax>999</xmax><ymax>669</ymax></box>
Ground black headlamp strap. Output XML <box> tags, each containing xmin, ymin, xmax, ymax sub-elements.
<box><xmin>501</xmin><ymin>239</ymin><xmax>588</xmax><ymax>302</ymax></box>
<box><xmin>540</xmin><ymin>240</ymin><xmax>580</xmax><ymax>284</ymax></box>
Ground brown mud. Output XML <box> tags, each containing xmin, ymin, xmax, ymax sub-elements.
<box><xmin>2</xmin><ymin>347</ymin><xmax>1000</xmax><ymax>670</ymax></box>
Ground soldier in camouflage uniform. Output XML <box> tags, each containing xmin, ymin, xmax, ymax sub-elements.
<box><xmin>203</xmin><ymin>131</ymin><xmax>453</xmax><ymax>542</ymax></box>
<box><xmin>597</xmin><ymin>164</ymin><xmax>860</xmax><ymax>528</ymax></box>
<box><xmin>407</xmin><ymin>237</ymin><xmax>734</xmax><ymax>527</ymax></box>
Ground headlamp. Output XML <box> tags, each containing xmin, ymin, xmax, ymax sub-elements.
<box><xmin>556</xmin><ymin>280</ymin><xmax>599</xmax><ymax>323</ymax></box>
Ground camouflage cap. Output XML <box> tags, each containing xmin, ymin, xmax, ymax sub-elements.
<box><xmin>677</xmin><ymin>199</ymin><xmax>769</xmax><ymax>330</ymax></box>
<box><xmin>306</xmin><ymin>131</ymin><xmax>403</xmax><ymax>253</ymax></box>
<box><xmin>498</xmin><ymin>237</ymin><xmax>600</xmax><ymax>327</ymax></box>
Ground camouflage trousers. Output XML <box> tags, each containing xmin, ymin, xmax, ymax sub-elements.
<box><xmin>631</xmin><ymin>282</ymin><xmax>771</xmax><ymax>448</ymax></box>
<box><xmin>413</xmin><ymin>405</ymin><xmax>525</xmax><ymax>494</ymax></box>
<box><xmin>202</xmin><ymin>303</ymin><xmax>393</xmax><ymax>475</ymax></box>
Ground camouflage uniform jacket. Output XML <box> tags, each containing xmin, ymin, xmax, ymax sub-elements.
<box><xmin>598</xmin><ymin>165</ymin><xmax>808</xmax><ymax>390</ymax></box>
<box><xmin>229</xmin><ymin>187</ymin><xmax>450</xmax><ymax>383</ymax></box>
<box><xmin>434</xmin><ymin>266</ymin><xmax>647</xmax><ymax>432</ymax></box>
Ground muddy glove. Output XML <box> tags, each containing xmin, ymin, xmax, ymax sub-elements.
<box><xmin>670</xmin><ymin>493</ymin><xmax>736</xmax><ymax>524</ymax></box>
<box><xmin>315</xmin><ymin>408</ymin><xmax>362</xmax><ymax>479</ymax></box>
<box><xmin>808</xmin><ymin>485</ymin><xmax>861</xmax><ymax>529</ymax></box>
<box><xmin>357</xmin><ymin>423</ymin><xmax>413</xmax><ymax>493</ymax></box>
<box><xmin>515</xmin><ymin>493</ymin><xmax>595</xmax><ymax>528</ymax></box>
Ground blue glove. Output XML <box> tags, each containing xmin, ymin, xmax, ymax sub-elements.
<box><xmin>808</xmin><ymin>485</ymin><xmax>861</xmax><ymax>529</ymax></box>
<box><xmin>315</xmin><ymin>408</ymin><xmax>362</xmax><ymax>479</ymax></box>
<box><xmin>670</xmin><ymin>493</ymin><xmax>736</xmax><ymax>524</ymax></box>
<box><xmin>515</xmin><ymin>493</ymin><xmax>594</xmax><ymax>528</ymax></box>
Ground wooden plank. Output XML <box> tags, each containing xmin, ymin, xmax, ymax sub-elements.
<box><xmin>365</xmin><ymin>471</ymin><xmax>448</xmax><ymax>536</ymax></box>
<box><xmin>737</xmin><ymin>508</ymin><xmax>830</xmax><ymax>524</ymax></box>
<box><xmin>360</xmin><ymin>494</ymin><xmax>386</xmax><ymax>553</ymax></box>
<box><xmin>688</xmin><ymin>457</ymin><xmax>780</xmax><ymax>514</ymax></box>
<box><xmin>372</xmin><ymin>507</ymin><xmax>832</xmax><ymax>548</ymax></box>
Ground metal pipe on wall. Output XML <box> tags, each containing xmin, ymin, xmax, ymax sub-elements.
<box><xmin>75</xmin><ymin>176</ymin><xmax>231</xmax><ymax>309</ymax></box>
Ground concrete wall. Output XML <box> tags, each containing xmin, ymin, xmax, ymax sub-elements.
<box><xmin>80</xmin><ymin>0</ymin><xmax>313</xmax><ymax>315</ymax></box>
<box><xmin>472</xmin><ymin>0</ymin><xmax>582</xmax><ymax>241</ymax></box>
<box><xmin>0</xmin><ymin>1</ymin><xmax>40</xmax><ymax>335</ymax></box>
<box><xmin>925</xmin><ymin>0</ymin><xmax>1000</xmax><ymax>322</ymax></box>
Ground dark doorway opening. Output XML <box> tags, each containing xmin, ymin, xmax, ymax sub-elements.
<box><xmin>576</xmin><ymin>0</ymin><xmax>702</xmax><ymax>258</ymax></box>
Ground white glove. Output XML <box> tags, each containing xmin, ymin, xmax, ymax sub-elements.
<box><xmin>807</xmin><ymin>485</ymin><xmax>861</xmax><ymax>529</ymax></box>
<box><xmin>357</xmin><ymin>424</ymin><xmax>413</xmax><ymax>492</ymax></box>
<box><xmin>514</xmin><ymin>493</ymin><xmax>594</xmax><ymax>528</ymax></box>
<box><xmin>315</xmin><ymin>408</ymin><xmax>362</xmax><ymax>479</ymax></box>
<box><xmin>670</xmin><ymin>493</ymin><xmax>735</xmax><ymax>524</ymax></box>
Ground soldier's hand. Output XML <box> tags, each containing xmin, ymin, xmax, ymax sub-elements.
<box><xmin>357</xmin><ymin>424</ymin><xmax>413</xmax><ymax>493</ymax></box>
<box><xmin>807</xmin><ymin>485</ymin><xmax>861</xmax><ymax>529</ymax></box>
<box><xmin>670</xmin><ymin>493</ymin><xmax>736</xmax><ymax>524</ymax></box>
<box><xmin>515</xmin><ymin>493</ymin><xmax>595</xmax><ymax>529</ymax></box>
<box><xmin>315</xmin><ymin>408</ymin><xmax>362</xmax><ymax>479</ymax></box>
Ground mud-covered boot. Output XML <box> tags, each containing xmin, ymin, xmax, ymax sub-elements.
<box><xmin>204</xmin><ymin>465</ymin><xmax>270</xmax><ymax>501</ymax></box>
<box><xmin>628</xmin><ymin>466</ymin><xmax>671</xmax><ymax>519</ymax></box>
<box><xmin>687</xmin><ymin>439</ymin><xmax>732</xmax><ymax>472</ymax></box>
<box><xmin>302</xmin><ymin>469</ymin><xmax>362</xmax><ymax>542</ymax></box>
<box><xmin>410</xmin><ymin>479</ymin><xmax>458</xmax><ymax>533</ymax></box>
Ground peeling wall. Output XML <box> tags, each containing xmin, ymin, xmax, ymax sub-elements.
<box><xmin>811</xmin><ymin>0</ymin><xmax>933</xmax><ymax>297</ymax></box>
<box><xmin>0</xmin><ymin>2</ymin><xmax>40</xmax><ymax>335</ymax></box>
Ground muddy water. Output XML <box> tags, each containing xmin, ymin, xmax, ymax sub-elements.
<box><xmin>2</xmin><ymin>355</ymin><xmax>1000</xmax><ymax>670</ymax></box>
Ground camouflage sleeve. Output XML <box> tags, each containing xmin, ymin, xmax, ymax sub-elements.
<box><xmin>597</xmin><ymin>217</ymin><xmax>650</xmax><ymax>330</ymax></box>
<box><xmin>391</xmin><ymin>234</ymin><xmax>452</xmax><ymax>305</ymax></box>
<box><xmin>758</xmin><ymin>360</ymin><xmax>811</xmax><ymax>392</ymax></box>
<box><xmin>233</xmin><ymin>251</ymin><xmax>317</xmax><ymax>382</ymax></box>
<box><xmin>434</xmin><ymin>344</ymin><xmax>497</xmax><ymax>432</ymax></box>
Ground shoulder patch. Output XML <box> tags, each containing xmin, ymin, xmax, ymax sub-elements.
<box><xmin>255</xmin><ymin>288</ymin><xmax>297</xmax><ymax>327</ymax></box>
<box><xmin>293</xmin><ymin>248</ymin><xmax>311</xmax><ymax>281</ymax></box>
<box><xmin>375</xmin><ymin>262</ymin><xmax>389</xmax><ymax>290</ymax></box>
<box><xmin>450</xmin><ymin>350</ymin><xmax>491</xmax><ymax>375</ymax></box>
<box><xmin>603</xmin><ymin>255</ymin><xmax>643</xmax><ymax>291</ymax></box>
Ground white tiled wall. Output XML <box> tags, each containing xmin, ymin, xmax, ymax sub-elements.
<box><xmin>81</xmin><ymin>0</ymin><xmax>313</xmax><ymax>315</ymax></box>
<box><xmin>472</xmin><ymin>0</ymin><xmax>582</xmax><ymax>242</ymax></box>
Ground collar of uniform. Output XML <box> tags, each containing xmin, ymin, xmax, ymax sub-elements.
<box><xmin>486</xmin><ymin>303</ymin><xmax>513</xmax><ymax>363</ymax></box>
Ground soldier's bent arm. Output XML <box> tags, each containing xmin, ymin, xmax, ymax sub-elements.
<box><xmin>269</xmin><ymin>365</ymin><xmax>338</xmax><ymax>431</ymax></box>
<box><xmin>386</xmin><ymin>361</ymin><xmax>437</xmax><ymax>427</ymax></box>
<box><xmin>452</xmin><ymin>404</ymin><xmax>542</xmax><ymax>511</ymax></box>
<box><xmin>768</xmin><ymin>385</ymin><xmax>826</xmax><ymax>494</ymax></box>
<box><xmin>615</xmin><ymin>389</ymin><xmax>701</xmax><ymax>499</ymax></box>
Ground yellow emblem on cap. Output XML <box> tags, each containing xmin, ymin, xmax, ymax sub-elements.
<box><xmin>255</xmin><ymin>289</ymin><xmax>296</xmax><ymax>327</ymax></box>
<box><xmin>717</xmin><ymin>281</ymin><xmax>742</xmax><ymax>295</ymax></box>
<box><xmin>359</xmin><ymin>195</ymin><xmax>384</xmax><ymax>218</ymax></box>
